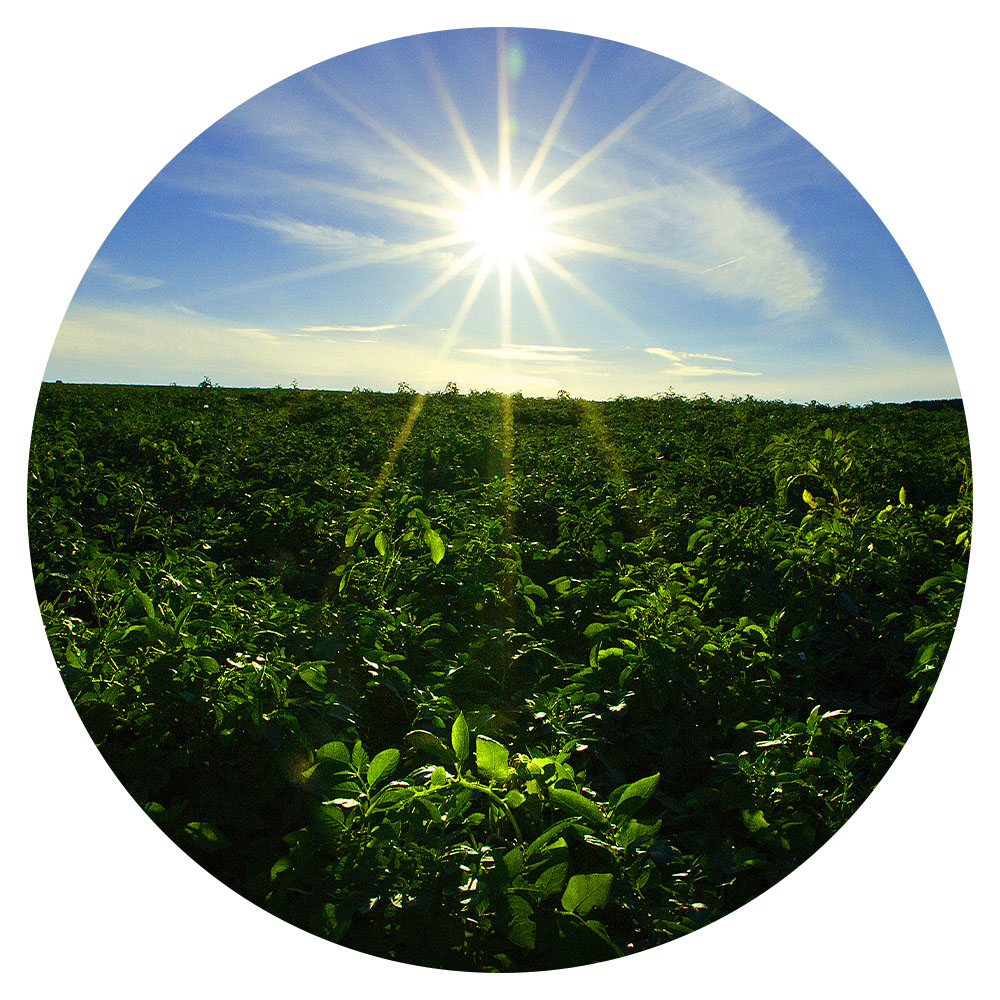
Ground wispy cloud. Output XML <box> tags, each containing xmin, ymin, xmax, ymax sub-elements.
<box><xmin>225</xmin><ymin>327</ymin><xmax>276</xmax><ymax>336</ymax></box>
<box><xmin>661</xmin><ymin>363</ymin><xmax>762</xmax><ymax>377</ymax></box>
<box><xmin>644</xmin><ymin>346</ymin><xmax>760</xmax><ymax>377</ymax></box>
<box><xmin>88</xmin><ymin>258</ymin><xmax>164</xmax><ymax>291</ymax></box>
<box><xmin>645</xmin><ymin>348</ymin><xmax>735</xmax><ymax>362</ymax></box>
<box><xmin>566</xmin><ymin>158</ymin><xmax>822</xmax><ymax>316</ymax></box>
<box><xmin>462</xmin><ymin>344</ymin><xmax>593</xmax><ymax>363</ymax></box>
<box><xmin>298</xmin><ymin>323</ymin><xmax>413</xmax><ymax>333</ymax></box>
<box><xmin>220</xmin><ymin>212</ymin><xmax>388</xmax><ymax>253</ymax></box>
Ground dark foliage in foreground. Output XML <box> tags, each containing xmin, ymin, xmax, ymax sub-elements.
<box><xmin>29</xmin><ymin>383</ymin><xmax>970</xmax><ymax>970</ymax></box>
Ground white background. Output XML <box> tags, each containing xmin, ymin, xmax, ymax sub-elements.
<box><xmin>4</xmin><ymin>2</ymin><xmax>996</xmax><ymax>995</ymax></box>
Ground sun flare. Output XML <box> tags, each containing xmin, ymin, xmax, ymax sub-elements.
<box><xmin>312</xmin><ymin>30</ymin><xmax>689</xmax><ymax>356</ymax></box>
<box><xmin>458</xmin><ymin>184</ymin><xmax>550</xmax><ymax>264</ymax></box>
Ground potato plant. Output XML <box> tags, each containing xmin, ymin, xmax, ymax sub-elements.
<box><xmin>28</xmin><ymin>383</ymin><xmax>970</xmax><ymax>970</ymax></box>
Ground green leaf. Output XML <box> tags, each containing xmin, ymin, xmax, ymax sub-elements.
<box><xmin>405</xmin><ymin>729</ymin><xmax>454</xmax><ymax>764</ymax></box>
<box><xmin>533</xmin><ymin>860</ymin><xmax>569</xmax><ymax>897</ymax></box>
<box><xmin>561</xmin><ymin>872</ymin><xmax>612</xmax><ymax>916</ymax></box>
<box><xmin>476</xmin><ymin>735</ymin><xmax>510</xmax><ymax>783</ymax></box>
<box><xmin>583</xmin><ymin>622</ymin><xmax>610</xmax><ymax>639</ymax></box>
<box><xmin>133</xmin><ymin>587</ymin><xmax>155</xmax><ymax>618</ymax></box>
<box><xmin>610</xmin><ymin>772</ymin><xmax>660</xmax><ymax>818</ymax></box>
<box><xmin>366</xmin><ymin>748</ymin><xmax>400</xmax><ymax>789</ymax></box>
<box><xmin>140</xmin><ymin>617</ymin><xmax>176</xmax><ymax>644</ymax></box>
<box><xmin>505</xmin><ymin>788</ymin><xmax>527</xmax><ymax>809</ymax></box>
<box><xmin>549</xmin><ymin>787</ymin><xmax>606</xmax><ymax>827</ymax></box>
<box><xmin>503</xmin><ymin>847</ymin><xmax>524</xmax><ymax>879</ymax></box>
<box><xmin>582</xmin><ymin>919</ymin><xmax>622</xmax><ymax>958</ymax></box>
<box><xmin>315</xmin><ymin>741</ymin><xmax>350</xmax><ymax>764</ymax></box>
<box><xmin>452</xmin><ymin>712</ymin><xmax>469</xmax><ymax>764</ymax></box>
<box><xmin>742</xmin><ymin>808</ymin><xmax>770</xmax><ymax>833</ymax></box>
<box><xmin>374</xmin><ymin>530</ymin><xmax>388</xmax><ymax>557</ymax></box>
<box><xmin>505</xmin><ymin>894</ymin><xmax>536</xmax><ymax>949</ymax></box>
<box><xmin>368</xmin><ymin>786</ymin><xmax>414</xmax><ymax>811</ymax></box>
<box><xmin>270</xmin><ymin>856</ymin><xmax>292</xmax><ymax>879</ymax></box>
<box><xmin>425</xmin><ymin>528</ymin><xmax>445</xmax><ymax>564</ymax></box>
<box><xmin>524</xmin><ymin>819</ymin><xmax>575</xmax><ymax>859</ymax></box>
<box><xmin>297</xmin><ymin>662</ymin><xmax>327</xmax><ymax>692</ymax></box>
<box><xmin>183</xmin><ymin>821</ymin><xmax>228</xmax><ymax>853</ymax></box>
<box><xmin>617</xmin><ymin>817</ymin><xmax>661</xmax><ymax>848</ymax></box>
<box><xmin>351</xmin><ymin>740</ymin><xmax>369</xmax><ymax>774</ymax></box>
<box><xmin>806</xmin><ymin>704</ymin><xmax>821</xmax><ymax>734</ymax></box>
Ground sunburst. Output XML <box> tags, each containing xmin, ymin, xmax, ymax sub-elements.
<box><xmin>457</xmin><ymin>184</ymin><xmax>551</xmax><ymax>265</ymax></box>
<box><xmin>302</xmin><ymin>29</ymin><xmax>698</xmax><ymax>364</ymax></box>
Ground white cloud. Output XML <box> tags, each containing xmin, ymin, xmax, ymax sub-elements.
<box><xmin>88</xmin><ymin>258</ymin><xmax>164</xmax><ymax>291</ymax></box>
<box><xmin>660</xmin><ymin>362</ymin><xmax>762</xmax><ymax>377</ymax></box>
<box><xmin>298</xmin><ymin>323</ymin><xmax>412</xmax><ymax>333</ymax></box>
<box><xmin>620</xmin><ymin>177</ymin><xmax>822</xmax><ymax>314</ymax></box>
<box><xmin>558</xmin><ymin>151</ymin><xmax>823</xmax><ymax>316</ymax></box>
<box><xmin>645</xmin><ymin>347</ymin><xmax>746</xmax><ymax>373</ymax></box>
<box><xmin>462</xmin><ymin>344</ymin><xmax>593</xmax><ymax>363</ymax></box>
<box><xmin>643</xmin><ymin>346</ymin><xmax>760</xmax><ymax>377</ymax></box>
<box><xmin>221</xmin><ymin>212</ymin><xmax>387</xmax><ymax>253</ymax></box>
<box><xmin>643</xmin><ymin>347</ymin><xmax>733</xmax><ymax>361</ymax></box>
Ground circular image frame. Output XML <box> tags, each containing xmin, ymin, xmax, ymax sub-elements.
<box><xmin>7</xmin><ymin>3</ymin><xmax>992</xmax><ymax>992</ymax></box>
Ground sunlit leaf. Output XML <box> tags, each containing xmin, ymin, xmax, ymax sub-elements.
<box><xmin>367</xmin><ymin>748</ymin><xmax>400</xmax><ymax>788</ymax></box>
<box><xmin>425</xmin><ymin>528</ymin><xmax>446</xmax><ymax>564</ymax></box>
<box><xmin>452</xmin><ymin>712</ymin><xmax>469</xmax><ymax>764</ymax></box>
<box><xmin>549</xmin><ymin>787</ymin><xmax>606</xmax><ymax>827</ymax></box>
<box><xmin>476</xmin><ymin>735</ymin><xmax>509</xmax><ymax>783</ymax></box>
<box><xmin>561</xmin><ymin>873</ymin><xmax>612</xmax><ymax>916</ymax></box>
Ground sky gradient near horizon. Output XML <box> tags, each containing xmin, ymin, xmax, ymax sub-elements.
<box><xmin>46</xmin><ymin>28</ymin><xmax>960</xmax><ymax>403</ymax></box>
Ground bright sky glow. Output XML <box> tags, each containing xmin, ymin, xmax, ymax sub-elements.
<box><xmin>46</xmin><ymin>27</ymin><xmax>961</xmax><ymax>403</ymax></box>
<box><xmin>459</xmin><ymin>186</ymin><xmax>552</xmax><ymax>265</ymax></box>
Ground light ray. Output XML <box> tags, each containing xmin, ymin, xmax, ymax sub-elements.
<box><xmin>497</xmin><ymin>29</ymin><xmax>512</xmax><ymax>194</ymax></box>
<box><xmin>532</xmin><ymin>78</ymin><xmax>681</xmax><ymax>205</ymax></box>
<box><xmin>512</xmin><ymin>253</ymin><xmax>562</xmax><ymax>345</ymax></box>
<box><xmin>312</xmin><ymin>181</ymin><xmax>467</xmax><ymax>225</ymax></box>
<box><xmin>535</xmin><ymin>187</ymin><xmax>668</xmax><ymax>227</ymax></box>
<box><xmin>422</xmin><ymin>47</ymin><xmax>493</xmax><ymax>193</ymax></box>
<box><xmin>199</xmin><ymin>232</ymin><xmax>474</xmax><ymax>302</ymax></box>
<box><xmin>500</xmin><ymin>393</ymin><xmax>514</xmax><ymax>480</ymax></box>
<box><xmin>450</xmin><ymin>253</ymin><xmax>496</xmax><ymax>334</ymax></box>
<box><xmin>517</xmin><ymin>41</ymin><xmax>599</xmax><ymax>196</ymax></box>
<box><xmin>371</xmin><ymin>393</ymin><xmax>427</xmax><ymax>499</ymax></box>
<box><xmin>495</xmin><ymin>390</ymin><xmax>517</xmax><ymax>651</ymax></box>
<box><xmin>309</xmin><ymin>72</ymin><xmax>476</xmax><ymax>205</ymax></box>
<box><xmin>500</xmin><ymin>391</ymin><xmax>515</xmax><ymax>542</ymax></box>
<box><xmin>391</xmin><ymin>244</ymin><xmax>486</xmax><ymax>321</ymax></box>
<box><xmin>499</xmin><ymin>256</ymin><xmax>513</xmax><ymax>347</ymax></box>
<box><xmin>530</xmin><ymin>250</ymin><xmax>637</xmax><ymax>327</ymax></box>
<box><xmin>424</xmin><ymin>253</ymin><xmax>497</xmax><ymax>380</ymax></box>
<box><xmin>543</xmin><ymin>232</ymin><xmax>703</xmax><ymax>275</ymax></box>
<box><xmin>579</xmin><ymin>401</ymin><xmax>627</xmax><ymax>490</ymax></box>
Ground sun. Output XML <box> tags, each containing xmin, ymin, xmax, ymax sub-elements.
<box><xmin>458</xmin><ymin>183</ymin><xmax>550</xmax><ymax>264</ymax></box>
<box><xmin>310</xmin><ymin>31</ymin><xmax>687</xmax><ymax>352</ymax></box>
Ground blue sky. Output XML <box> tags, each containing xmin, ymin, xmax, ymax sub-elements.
<box><xmin>47</xmin><ymin>27</ymin><xmax>959</xmax><ymax>403</ymax></box>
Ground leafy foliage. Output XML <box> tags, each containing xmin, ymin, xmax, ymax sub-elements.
<box><xmin>28</xmin><ymin>383</ymin><xmax>970</xmax><ymax>970</ymax></box>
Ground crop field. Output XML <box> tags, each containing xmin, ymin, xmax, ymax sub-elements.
<box><xmin>28</xmin><ymin>381</ymin><xmax>970</xmax><ymax>971</ymax></box>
